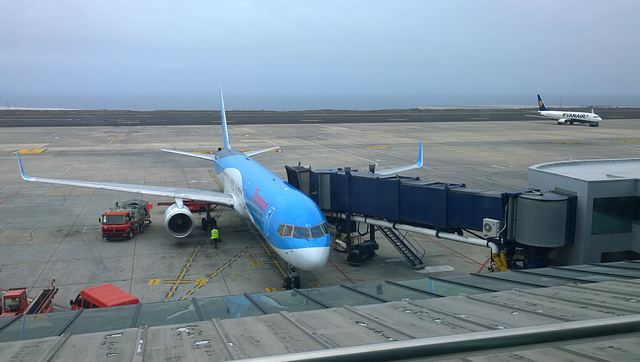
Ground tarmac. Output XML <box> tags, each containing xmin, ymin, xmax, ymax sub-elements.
<box><xmin>1</xmin><ymin>111</ymin><xmax>640</xmax><ymax>310</ymax></box>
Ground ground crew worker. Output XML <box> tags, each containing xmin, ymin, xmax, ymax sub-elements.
<box><xmin>210</xmin><ymin>228</ymin><xmax>219</xmax><ymax>248</ymax></box>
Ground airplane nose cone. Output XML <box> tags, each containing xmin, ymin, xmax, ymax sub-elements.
<box><xmin>294</xmin><ymin>246</ymin><xmax>330</xmax><ymax>271</ymax></box>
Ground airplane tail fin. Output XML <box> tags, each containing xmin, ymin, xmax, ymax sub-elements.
<box><xmin>537</xmin><ymin>94</ymin><xmax>548</xmax><ymax>111</ymax></box>
<box><xmin>220</xmin><ymin>88</ymin><xmax>231</xmax><ymax>150</ymax></box>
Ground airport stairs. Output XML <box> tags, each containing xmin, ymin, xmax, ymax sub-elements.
<box><xmin>378</xmin><ymin>226</ymin><xmax>425</xmax><ymax>269</ymax></box>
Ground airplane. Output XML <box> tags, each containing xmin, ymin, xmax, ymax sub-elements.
<box><xmin>16</xmin><ymin>88</ymin><xmax>423</xmax><ymax>289</ymax></box>
<box><xmin>533</xmin><ymin>94</ymin><xmax>602</xmax><ymax>127</ymax></box>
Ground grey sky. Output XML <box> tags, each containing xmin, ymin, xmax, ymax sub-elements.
<box><xmin>2</xmin><ymin>1</ymin><xmax>639</xmax><ymax>110</ymax></box>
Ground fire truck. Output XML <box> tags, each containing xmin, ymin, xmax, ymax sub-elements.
<box><xmin>0</xmin><ymin>280</ymin><xmax>58</xmax><ymax>317</ymax></box>
<box><xmin>100</xmin><ymin>199</ymin><xmax>152</xmax><ymax>240</ymax></box>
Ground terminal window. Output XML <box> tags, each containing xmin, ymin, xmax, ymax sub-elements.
<box><xmin>591</xmin><ymin>197</ymin><xmax>634</xmax><ymax>235</ymax></box>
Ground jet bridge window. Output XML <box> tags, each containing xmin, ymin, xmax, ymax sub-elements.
<box><xmin>591</xmin><ymin>197</ymin><xmax>633</xmax><ymax>234</ymax></box>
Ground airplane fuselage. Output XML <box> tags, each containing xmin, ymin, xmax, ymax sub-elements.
<box><xmin>538</xmin><ymin>110</ymin><xmax>602</xmax><ymax>126</ymax></box>
<box><xmin>214</xmin><ymin>148</ymin><xmax>330</xmax><ymax>271</ymax></box>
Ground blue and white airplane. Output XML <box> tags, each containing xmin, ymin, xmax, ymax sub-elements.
<box><xmin>535</xmin><ymin>94</ymin><xmax>602</xmax><ymax>127</ymax></box>
<box><xmin>16</xmin><ymin>89</ymin><xmax>422</xmax><ymax>288</ymax></box>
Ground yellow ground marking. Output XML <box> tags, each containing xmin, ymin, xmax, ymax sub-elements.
<box><xmin>196</xmin><ymin>279</ymin><xmax>208</xmax><ymax>285</ymax></box>
<box><xmin>311</xmin><ymin>282</ymin><xmax>323</xmax><ymax>288</ymax></box>
<box><xmin>211</xmin><ymin>173</ymin><xmax>224</xmax><ymax>190</ymax></box>
<box><xmin>164</xmin><ymin>281</ymin><xmax>191</xmax><ymax>285</ymax></box>
<box><xmin>251</xmin><ymin>261</ymin><xmax>261</xmax><ymax>266</ymax></box>
<box><xmin>246</xmin><ymin>254</ymin><xmax>255</xmax><ymax>259</ymax></box>
<box><xmin>265</xmin><ymin>288</ymin><xmax>277</xmax><ymax>292</ymax></box>
<box><xmin>255</xmin><ymin>237</ymin><xmax>288</xmax><ymax>278</ymax></box>
<box><xmin>366</xmin><ymin>146</ymin><xmax>391</xmax><ymax>149</ymax></box>
<box><xmin>148</xmin><ymin>279</ymin><xmax>160</xmax><ymax>285</ymax></box>
<box><xmin>15</xmin><ymin>149</ymin><xmax>46</xmax><ymax>154</ymax></box>
<box><xmin>166</xmin><ymin>293</ymin><xmax>174</xmax><ymax>298</ymax></box>
<box><xmin>106</xmin><ymin>133</ymin><xmax>120</xmax><ymax>147</ymax></box>
<box><xmin>179</xmin><ymin>296</ymin><xmax>188</xmax><ymax>301</ymax></box>
<box><xmin>617</xmin><ymin>140</ymin><xmax>640</xmax><ymax>143</ymax></box>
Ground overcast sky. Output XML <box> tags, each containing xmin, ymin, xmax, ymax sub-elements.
<box><xmin>1</xmin><ymin>1</ymin><xmax>639</xmax><ymax>110</ymax></box>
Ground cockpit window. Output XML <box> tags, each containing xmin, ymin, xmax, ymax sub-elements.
<box><xmin>277</xmin><ymin>222</ymin><xmax>329</xmax><ymax>240</ymax></box>
<box><xmin>310</xmin><ymin>224</ymin><xmax>325</xmax><ymax>238</ymax></box>
<box><xmin>293</xmin><ymin>226</ymin><xmax>311</xmax><ymax>239</ymax></box>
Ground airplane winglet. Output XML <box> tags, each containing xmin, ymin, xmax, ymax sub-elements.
<box><xmin>377</xmin><ymin>141</ymin><xmax>423</xmax><ymax>175</ymax></box>
<box><xmin>16</xmin><ymin>150</ymin><xmax>32</xmax><ymax>181</ymax></box>
<box><xmin>220</xmin><ymin>87</ymin><xmax>231</xmax><ymax>150</ymax></box>
<box><xmin>416</xmin><ymin>140</ymin><xmax>423</xmax><ymax>167</ymax></box>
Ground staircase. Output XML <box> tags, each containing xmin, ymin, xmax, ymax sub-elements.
<box><xmin>378</xmin><ymin>226</ymin><xmax>425</xmax><ymax>269</ymax></box>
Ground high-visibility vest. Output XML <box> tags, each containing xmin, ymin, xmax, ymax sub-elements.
<box><xmin>211</xmin><ymin>229</ymin><xmax>219</xmax><ymax>239</ymax></box>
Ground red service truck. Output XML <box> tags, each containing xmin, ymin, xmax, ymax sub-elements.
<box><xmin>1</xmin><ymin>280</ymin><xmax>58</xmax><ymax>317</ymax></box>
<box><xmin>70</xmin><ymin>284</ymin><xmax>140</xmax><ymax>310</ymax></box>
<box><xmin>100</xmin><ymin>199</ymin><xmax>152</xmax><ymax>240</ymax></box>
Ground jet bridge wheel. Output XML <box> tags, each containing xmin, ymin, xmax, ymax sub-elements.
<box><xmin>347</xmin><ymin>251</ymin><xmax>363</xmax><ymax>267</ymax></box>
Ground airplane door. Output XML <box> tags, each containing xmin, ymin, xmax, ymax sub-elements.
<box><xmin>264</xmin><ymin>207</ymin><xmax>275</xmax><ymax>236</ymax></box>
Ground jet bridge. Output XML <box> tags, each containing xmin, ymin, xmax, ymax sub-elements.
<box><xmin>286</xmin><ymin>166</ymin><xmax>576</xmax><ymax>271</ymax></box>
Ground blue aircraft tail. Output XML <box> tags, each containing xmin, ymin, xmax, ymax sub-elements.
<box><xmin>220</xmin><ymin>88</ymin><xmax>231</xmax><ymax>150</ymax></box>
<box><xmin>537</xmin><ymin>94</ymin><xmax>548</xmax><ymax>111</ymax></box>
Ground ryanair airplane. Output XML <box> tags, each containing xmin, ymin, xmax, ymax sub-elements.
<box><xmin>535</xmin><ymin>94</ymin><xmax>602</xmax><ymax>127</ymax></box>
<box><xmin>17</xmin><ymin>88</ymin><xmax>423</xmax><ymax>289</ymax></box>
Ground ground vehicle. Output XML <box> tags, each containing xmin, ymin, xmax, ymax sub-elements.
<box><xmin>0</xmin><ymin>280</ymin><xmax>58</xmax><ymax>317</ymax></box>
<box><xmin>70</xmin><ymin>284</ymin><xmax>140</xmax><ymax>310</ymax></box>
<box><xmin>100</xmin><ymin>199</ymin><xmax>152</xmax><ymax>239</ymax></box>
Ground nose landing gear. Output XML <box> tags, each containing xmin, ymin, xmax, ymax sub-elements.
<box><xmin>283</xmin><ymin>265</ymin><xmax>301</xmax><ymax>290</ymax></box>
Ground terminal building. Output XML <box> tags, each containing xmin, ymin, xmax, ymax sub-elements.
<box><xmin>528</xmin><ymin>158</ymin><xmax>640</xmax><ymax>266</ymax></box>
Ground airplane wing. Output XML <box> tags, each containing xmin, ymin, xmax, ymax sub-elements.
<box><xmin>161</xmin><ymin>147</ymin><xmax>280</xmax><ymax>159</ymax></box>
<box><xmin>377</xmin><ymin>141</ymin><xmax>423</xmax><ymax>175</ymax></box>
<box><xmin>244</xmin><ymin>146</ymin><xmax>280</xmax><ymax>157</ymax></box>
<box><xmin>16</xmin><ymin>151</ymin><xmax>235</xmax><ymax>207</ymax></box>
<box><xmin>520</xmin><ymin>111</ymin><xmax>545</xmax><ymax>118</ymax></box>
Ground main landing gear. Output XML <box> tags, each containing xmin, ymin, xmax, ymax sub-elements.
<box><xmin>283</xmin><ymin>265</ymin><xmax>301</xmax><ymax>290</ymax></box>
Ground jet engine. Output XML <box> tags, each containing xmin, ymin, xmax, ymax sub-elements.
<box><xmin>164</xmin><ymin>203</ymin><xmax>194</xmax><ymax>238</ymax></box>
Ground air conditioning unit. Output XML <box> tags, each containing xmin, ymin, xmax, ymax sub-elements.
<box><xmin>483</xmin><ymin>218</ymin><xmax>501</xmax><ymax>238</ymax></box>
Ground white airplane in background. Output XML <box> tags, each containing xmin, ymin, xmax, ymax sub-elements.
<box><xmin>17</xmin><ymin>88</ymin><xmax>423</xmax><ymax>289</ymax></box>
<box><xmin>534</xmin><ymin>94</ymin><xmax>602</xmax><ymax>127</ymax></box>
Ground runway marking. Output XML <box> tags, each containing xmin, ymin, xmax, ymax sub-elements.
<box><xmin>616</xmin><ymin>140</ymin><xmax>640</xmax><ymax>143</ymax></box>
<box><xmin>148</xmin><ymin>279</ymin><xmax>160</xmax><ymax>285</ymax></box>
<box><xmin>553</xmin><ymin>141</ymin><xmax>582</xmax><ymax>144</ymax></box>
<box><xmin>106</xmin><ymin>133</ymin><xmax>120</xmax><ymax>147</ymax></box>
<box><xmin>300</xmin><ymin>119</ymin><xmax>322</xmax><ymax>122</ymax></box>
<box><xmin>366</xmin><ymin>146</ymin><xmax>390</xmax><ymax>149</ymax></box>
<box><xmin>15</xmin><ymin>149</ymin><xmax>46</xmax><ymax>154</ymax></box>
<box><xmin>387</xmin><ymin>118</ymin><xmax>407</xmax><ymax>121</ymax></box>
<box><xmin>0</xmin><ymin>191</ymin><xmax>19</xmax><ymax>206</ymax></box>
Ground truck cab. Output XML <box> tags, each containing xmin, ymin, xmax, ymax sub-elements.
<box><xmin>70</xmin><ymin>284</ymin><xmax>140</xmax><ymax>310</ymax></box>
<box><xmin>1</xmin><ymin>289</ymin><xmax>28</xmax><ymax>317</ymax></box>
<box><xmin>100</xmin><ymin>210</ymin><xmax>133</xmax><ymax>239</ymax></box>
